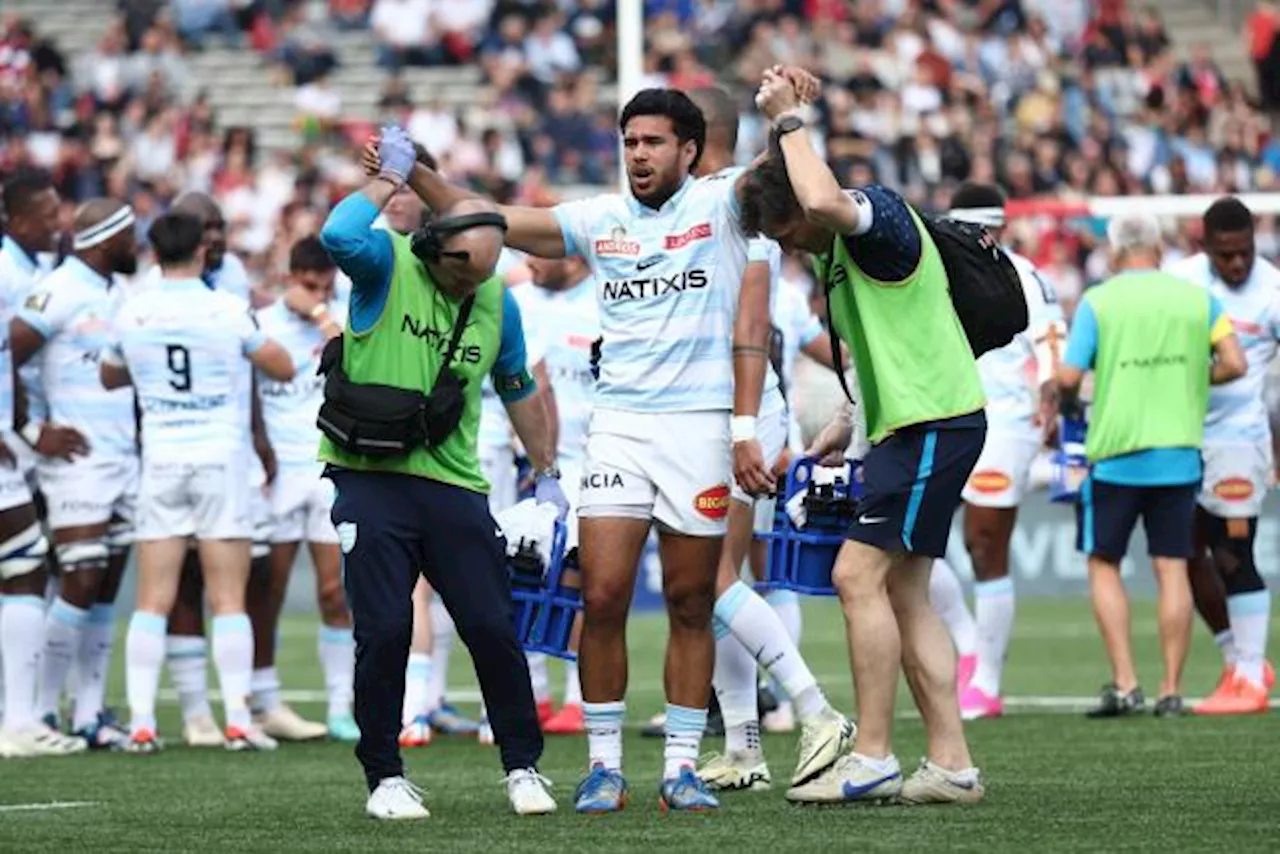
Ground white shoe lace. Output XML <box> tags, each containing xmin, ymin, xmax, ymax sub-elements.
<box><xmin>381</xmin><ymin>777</ymin><xmax>427</xmax><ymax>805</ymax></box>
<box><xmin>504</xmin><ymin>768</ymin><xmax>553</xmax><ymax>790</ymax></box>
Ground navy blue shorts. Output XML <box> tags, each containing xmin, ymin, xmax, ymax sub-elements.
<box><xmin>848</xmin><ymin>412</ymin><xmax>986</xmax><ymax>559</ymax></box>
<box><xmin>1075</xmin><ymin>477</ymin><xmax>1197</xmax><ymax>562</ymax></box>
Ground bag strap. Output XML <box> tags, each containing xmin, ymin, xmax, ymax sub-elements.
<box><xmin>823</xmin><ymin>278</ymin><xmax>857</xmax><ymax>407</ymax></box>
<box><xmin>440</xmin><ymin>294</ymin><xmax>475</xmax><ymax>369</ymax></box>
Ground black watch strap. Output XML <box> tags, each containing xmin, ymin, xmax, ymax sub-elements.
<box><xmin>774</xmin><ymin>115</ymin><xmax>805</xmax><ymax>136</ymax></box>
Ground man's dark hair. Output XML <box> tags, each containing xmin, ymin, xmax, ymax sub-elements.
<box><xmin>1203</xmin><ymin>196</ymin><xmax>1253</xmax><ymax>237</ymax></box>
<box><xmin>739</xmin><ymin>156</ymin><xmax>801</xmax><ymax>237</ymax></box>
<box><xmin>290</xmin><ymin>235</ymin><xmax>335</xmax><ymax>273</ymax></box>
<box><xmin>148</xmin><ymin>212</ymin><xmax>206</xmax><ymax>266</ymax></box>
<box><xmin>688</xmin><ymin>87</ymin><xmax>739</xmax><ymax>150</ymax></box>
<box><xmin>2</xmin><ymin>168</ymin><xmax>53</xmax><ymax>220</ymax></box>
<box><xmin>619</xmin><ymin>88</ymin><xmax>706</xmax><ymax>168</ymax></box>
<box><xmin>949</xmin><ymin>181</ymin><xmax>1006</xmax><ymax>211</ymax></box>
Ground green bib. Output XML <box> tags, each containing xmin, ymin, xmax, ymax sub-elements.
<box><xmin>816</xmin><ymin>210</ymin><xmax>985</xmax><ymax>444</ymax></box>
<box><xmin>1083</xmin><ymin>270</ymin><xmax>1211</xmax><ymax>463</ymax></box>
<box><xmin>318</xmin><ymin>232</ymin><xmax>504</xmax><ymax>493</ymax></box>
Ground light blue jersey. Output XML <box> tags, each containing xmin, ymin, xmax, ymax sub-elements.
<box><xmin>1</xmin><ymin>236</ymin><xmax>57</xmax><ymax>423</ymax></box>
<box><xmin>17</xmin><ymin>258</ymin><xmax>137</xmax><ymax>458</ymax></box>
<box><xmin>520</xmin><ymin>276</ymin><xmax>600</xmax><ymax>463</ymax></box>
<box><xmin>1165</xmin><ymin>253</ymin><xmax>1280</xmax><ymax>446</ymax></box>
<box><xmin>255</xmin><ymin>299</ymin><xmax>346</xmax><ymax>469</ymax></box>
<box><xmin>105</xmin><ymin>278</ymin><xmax>266</xmax><ymax>463</ymax></box>
<box><xmin>552</xmin><ymin>173</ymin><xmax>748</xmax><ymax>413</ymax></box>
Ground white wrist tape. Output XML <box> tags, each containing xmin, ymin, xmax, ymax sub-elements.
<box><xmin>730</xmin><ymin>415</ymin><xmax>757</xmax><ymax>444</ymax></box>
<box><xmin>19</xmin><ymin>422</ymin><xmax>41</xmax><ymax>448</ymax></box>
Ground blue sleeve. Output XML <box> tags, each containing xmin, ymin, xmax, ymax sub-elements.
<box><xmin>1208</xmin><ymin>293</ymin><xmax>1224</xmax><ymax>328</ymax></box>
<box><xmin>840</xmin><ymin>185</ymin><xmax>922</xmax><ymax>283</ymax></box>
<box><xmin>492</xmin><ymin>289</ymin><xmax>536</xmax><ymax>403</ymax></box>
<box><xmin>318</xmin><ymin>193</ymin><xmax>395</xmax><ymax>335</ymax></box>
<box><xmin>1064</xmin><ymin>299</ymin><xmax>1098</xmax><ymax>370</ymax></box>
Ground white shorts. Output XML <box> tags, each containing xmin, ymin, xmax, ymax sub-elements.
<box><xmin>731</xmin><ymin>396</ymin><xmax>789</xmax><ymax>505</ymax></box>
<box><xmin>270</xmin><ymin>467</ymin><xmax>338</xmax><ymax>545</ymax></box>
<box><xmin>560</xmin><ymin>458</ymin><xmax>583</xmax><ymax>551</ymax></box>
<box><xmin>0</xmin><ymin>460</ymin><xmax>33</xmax><ymax>514</ymax></box>
<box><xmin>248</xmin><ymin>464</ymin><xmax>272</xmax><ymax>556</ymax></box>
<box><xmin>137</xmin><ymin>459</ymin><xmax>252</xmax><ymax>541</ymax></box>
<box><xmin>482</xmin><ymin>444</ymin><xmax>518</xmax><ymax>516</ymax></box>
<box><xmin>1198</xmin><ymin>441</ymin><xmax>1272</xmax><ymax>518</ymax></box>
<box><xmin>961</xmin><ymin>430</ymin><xmax>1042</xmax><ymax>509</ymax></box>
<box><xmin>578</xmin><ymin>409</ymin><xmax>731</xmax><ymax>537</ymax></box>
<box><xmin>37</xmin><ymin>455</ymin><xmax>138</xmax><ymax>536</ymax></box>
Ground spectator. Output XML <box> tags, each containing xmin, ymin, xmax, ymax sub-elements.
<box><xmin>329</xmin><ymin>0</ymin><xmax>372</xmax><ymax>31</ymax></box>
<box><xmin>130</xmin><ymin>108</ymin><xmax>178</xmax><ymax>182</ymax></box>
<box><xmin>523</xmin><ymin>11</ymin><xmax>581</xmax><ymax>86</ymax></box>
<box><xmin>370</xmin><ymin>0</ymin><xmax>442</xmax><ymax>69</ymax></box>
<box><xmin>434</xmin><ymin>0</ymin><xmax>493</xmax><ymax>65</ymax></box>
<box><xmin>276</xmin><ymin>2</ymin><xmax>339</xmax><ymax>86</ymax></box>
<box><xmin>293</xmin><ymin>70</ymin><xmax>342</xmax><ymax>143</ymax></box>
<box><xmin>125</xmin><ymin>27</ymin><xmax>187</xmax><ymax>100</ymax></box>
<box><xmin>1246</xmin><ymin>1</ymin><xmax>1280</xmax><ymax>111</ymax></box>
<box><xmin>406</xmin><ymin>98</ymin><xmax>458</xmax><ymax>156</ymax></box>
<box><xmin>76</xmin><ymin>22</ymin><xmax>132</xmax><ymax>111</ymax></box>
<box><xmin>172</xmin><ymin>0</ymin><xmax>242</xmax><ymax>49</ymax></box>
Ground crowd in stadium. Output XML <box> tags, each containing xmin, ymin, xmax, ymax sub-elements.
<box><xmin>1</xmin><ymin>0</ymin><xmax>1279</xmax><ymax>316</ymax></box>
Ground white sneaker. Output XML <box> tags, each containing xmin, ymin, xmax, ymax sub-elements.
<box><xmin>793</xmin><ymin>706</ymin><xmax>855</xmax><ymax>785</ymax></box>
<box><xmin>367</xmin><ymin>776</ymin><xmax>430</xmax><ymax>820</ymax></box>
<box><xmin>762</xmin><ymin>702</ymin><xmax>796</xmax><ymax>733</ymax></box>
<box><xmin>504</xmin><ymin>768</ymin><xmax>556</xmax><ymax>815</ymax></box>
<box><xmin>697</xmin><ymin>750</ymin><xmax>772</xmax><ymax>791</ymax></box>
<box><xmin>184</xmin><ymin>715</ymin><xmax>225</xmax><ymax>748</ymax></box>
<box><xmin>256</xmin><ymin>705</ymin><xmax>328</xmax><ymax>741</ymax></box>
<box><xmin>899</xmin><ymin>758</ymin><xmax>985</xmax><ymax>805</ymax></box>
<box><xmin>2</xmin><ymin>723</ymin><xmax>88</xmax><ymax>757</ymax></box>
<box><xmin>786</xmin><ymin>752</ymin><xmax>903</xmax><ymax>804</ymax></box>
<box><xmin>225</xmin><ymin>723</ymin><xmax>279</xmax><ymax>752</ymax></box>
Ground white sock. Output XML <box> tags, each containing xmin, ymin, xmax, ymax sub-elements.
<box><xmin>250</xmin><ymin>666</ymin><xmax>282</xmax><ymax>715</ymax></box>
<box><xmin>583</xmin><ymin>700</ymin><xmax>624</xmax><ymax>771</ymax></box>
<box><xmin>40</xmin><ymin>597</ymin><xmax>88</xmax><ymax>721</ymax></box>
<box><xmin>716</xmin><ymin>581</ymin><xmax>825</xmax><ymax>720</ymax></box>
<box><xmin>426</xmin><ymin>596</ymin><xmax>454</xmax><ymax>712</ymax></box>
<box><xmin>764</xmin><ymin>589</ymin><xmax>802</xmax><ymax>703</ymax></box>
<box><xmin>971</xmin><ymin>577</ymin><xmax>1015</xmax><ymax>697</ymax></box>
<box><xmin>713</xmin><ymin>627</ymin><xmax>758</xmax><ymax>739</ymax></box>
<box><xmin>526</xmin><ymin>652</ymin><xmax>550</xmax><ymax>704</ymax></box>
<box><xmin>126</xmin><ymin>610</ymin><xmax>168</xmax><ymax>735</ymax></box>
<box><xmin>663</xmin><ymin>703</ymin><xmax>706</xmax><ymax>779</ymax></box>
<box><xmin>71</xmin><ymin>603</ymin><xmax>116</xmax><ymax>731</ymax></box>
<box><xmin>318</xmin><ymin>625</ymin><xmax>354</xmax><ymax>718</ymax></box>
<box><xmin>1214</xmin><ymin>629</ymin><xmax>1237</xmax><ymax>667</ymax></box>
<box><xmin>1227</xmin><ymin>589</ymin><xmax>1271</xmax><ymax>688</ymax></box>
<box><xmin>1</xmin><ymin>595</ymin><xmax>45</xmax><ymax>730</ymax></box>
<box><xmin>563</xmin><ymin>660</ymin><xmax>582</xmax><ymax>706</ymax></box>
<box><xmin>929</xmin><ymin>558</ymin><xmax>977</xmax><ymax>657</ymax></box>
<box><xmin>211</xmin><ymin>614</ymin><xmax>254</xmax><ymax>730</ymax></box>
<box><xmin>403</xmin><ymin>652</ymin><xmax>432</xmax><ymax>725</ymax></box>
<box><xmin>166</xmin><ymin>635</ymin><xmax>213</xmax><ymax>723</ymax></box>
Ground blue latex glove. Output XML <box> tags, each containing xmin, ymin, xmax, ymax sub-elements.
<box><xmin>377</xmin><ymin>125</ymin><xmax>417</xmax><ymax>183</ymax></box>
<box><xmin>534</xmin><ymin>474</ymin><xmax>570</xmax><ymax>521</ymax></box>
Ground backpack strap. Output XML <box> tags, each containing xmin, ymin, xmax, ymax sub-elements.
<box><xmin>823</xmin><ymin>277</ymin><xmax>857</xmax><ymax>407</ymax></box>
<box><xmin>440</xmin><ymin>294</ymin><xmax>475</xmax><ymax>370</ymax></box>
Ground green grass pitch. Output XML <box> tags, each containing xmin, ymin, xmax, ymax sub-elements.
<box><xmin>3</xmin><ymin>598</ymin><xmax>1277</xmax><ymax>852</ymax></box>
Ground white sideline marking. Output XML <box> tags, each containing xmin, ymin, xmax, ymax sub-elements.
<box><xmin>0</xmin><ymin>801</ymin><xmax>99</xmax><ymax>813</ymax></box>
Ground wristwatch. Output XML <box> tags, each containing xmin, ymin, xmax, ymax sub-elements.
<box><xmin>773</xmin><ymin>114</ymin><xmax>805</xmax><ymax>137</ymax></box>
<box><xmin>536</xmin><ymin>465</ymin><xmax>561</xmax><ymax>481</ymax></box>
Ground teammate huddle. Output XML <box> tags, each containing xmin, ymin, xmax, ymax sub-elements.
<box><xmin>0</xmin><ymin>178</ymin><xmax>360</xmax><ymax>757</ymax></box>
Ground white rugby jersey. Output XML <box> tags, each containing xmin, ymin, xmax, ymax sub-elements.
<box><xmin>523</xmin><ymin>276</ymin><xmax>600</xmax><ymax>462</ymax></box>
<box><xmin>478</xmin><ymin>281</ymin><xmax>547</xmax><ymax>451</ymax></box>
<box><xmin>1166</xmin><ymin>252</ymin><xmax>1280</xmax><ymax>445</ymax></box>
<box><xmin>105</xmin><ymin>277</ymin><xmax>267</xmax><ymax>463</ymax></box>
<box><xmin>18</xmin><ymin>258</ymin><xmax>137</xmax><ymax>458</ymax></box>
<box><xmin>553</xmin><ymin>173</ymin><xmax>748</xmax><ymax>413</ymax></box>
<box><xmin>255</xmin><ymin>299</ymin><xmax>346</xmax><ymax>468</ymax></box>
<box><xmin>976</xmin><ymin>250</ymin><xmax>1066</xmax><ymax>433</ymax></box>
<box><xmin>0</xmin><ymin>237</ymin><xmax>56</xmax><ymax>423</ymax></box>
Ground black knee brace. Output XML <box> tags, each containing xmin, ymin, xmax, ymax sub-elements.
<box><xmin>1205</xmin><ymin>513</ymin><xmax>1265</xmax><ymax>596</ymax></box>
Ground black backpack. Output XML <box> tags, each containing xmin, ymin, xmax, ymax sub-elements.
<box><xmin>921</xmin><ymin>214</ymin><xmax>1028</xmax><ymax>357</ymax></box>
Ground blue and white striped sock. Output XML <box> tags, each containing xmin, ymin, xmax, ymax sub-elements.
<box><xmin>211</xmin><ymin>613</ymin><xmax>254</xmax><ymax>730</ymax></box>
<box><xmin>584</xmin><ymin>700</ymin><xmax>625</xmax><ymax>772</ymax></box>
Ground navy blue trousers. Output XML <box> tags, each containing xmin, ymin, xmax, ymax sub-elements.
<box><xmin>327</xmin><ymin>467</ymin><xmax>542</xmax><ymax>791</ymax></box>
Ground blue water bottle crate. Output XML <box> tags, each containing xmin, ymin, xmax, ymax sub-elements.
<box><xmin>1050</xmin><ymin>416</ymin><xmax>1089</xmax><ymax>504</ymax></box>
<box><xmin>507</xmin><ymin>519</ymin><xmax>581</xmax><ymax>660</ymax></box>
<box><xmin>756</xmin><ymin>456</ymin><xmax>862</xmax><ymax>596</ymax></box>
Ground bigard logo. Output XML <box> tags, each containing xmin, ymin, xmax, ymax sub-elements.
<box><xmin>693</xmin><ymin>484</ymin><xmax>731</xmax><ymax>520</ymax></box>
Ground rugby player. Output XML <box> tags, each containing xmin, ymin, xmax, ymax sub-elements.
<box><xmin>255</xmin><ymin>236</ymin><xmax>359</xmax><ymax>741</ymax></box>
<box><xmin>0</xmin><ymin>172</ymin><xmax>81</xmax><ymax>758</ymax></box>
<box><xmin>13</xmin><ymin>199</ymin><xmax>140</xmax><ymax>749</ymax></box>
<box><xmin>940</xmin><ymin>181</ymin><xmax>1066</xmax><ymax>720</ymax></box>
<box><xmin>381</xmin><ymin>69</ymin><xmax>826</xmax><ymax>813</ymax></box>
<box><xmin>104</xmin><ymin>211</ymin><xmax>294</xmax><ymax>752</ymax></box>
<box><xmin>685</xmin><ymin>86</ymin><xmax>851</xmax><ymax>794</ymax></box>
<box><xmin>1166</xmin><ymin>196</ymin><xmax>1278</xmax><ymax>714</ymax></box>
